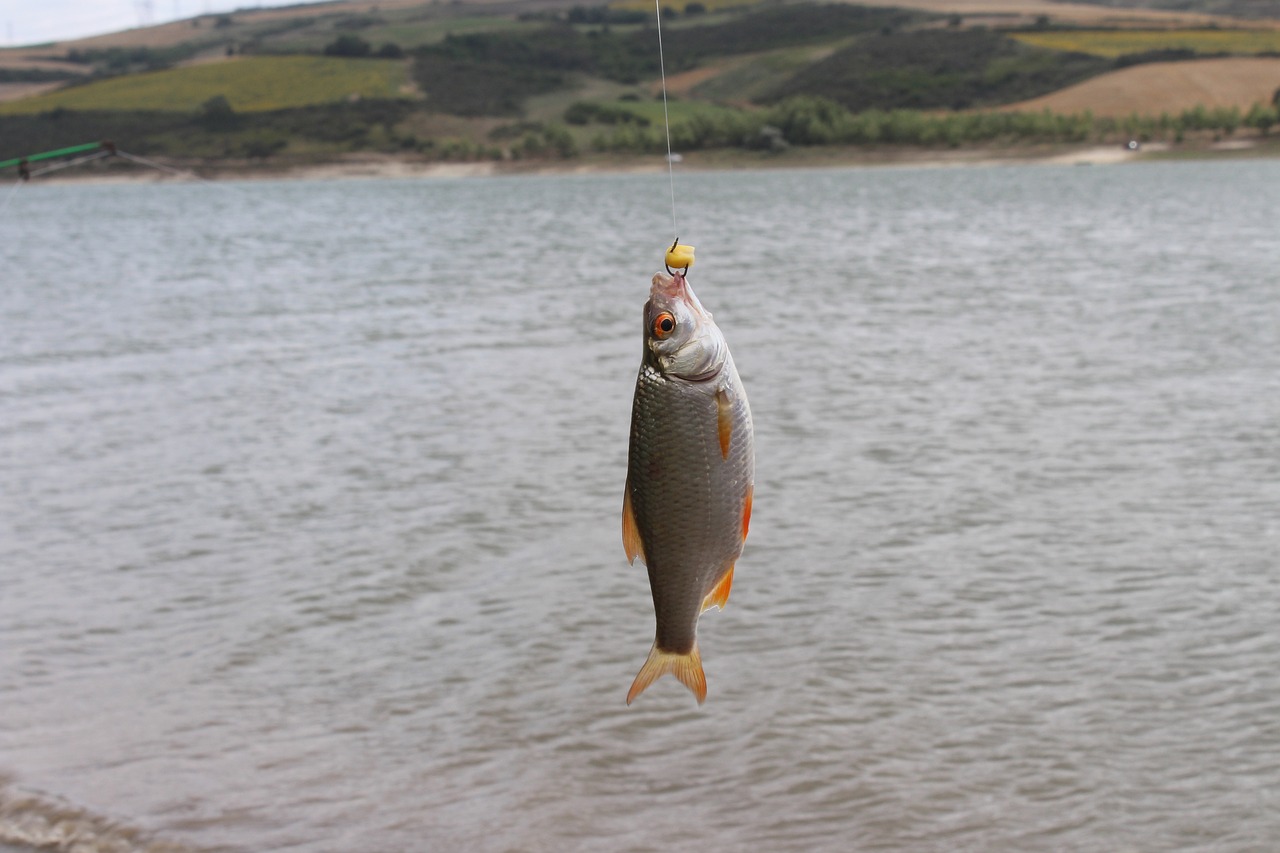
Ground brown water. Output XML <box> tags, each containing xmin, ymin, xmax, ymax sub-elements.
<box><xmin>2</xmin><ymin>163</ymin><xmax>1279</xmax><ymax>852</ymax></box>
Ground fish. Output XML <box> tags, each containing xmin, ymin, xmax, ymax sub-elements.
<box><xmin>622</xmin><ymin>270</ymin><xmax>754</xmax><ymax>705</ymax></box>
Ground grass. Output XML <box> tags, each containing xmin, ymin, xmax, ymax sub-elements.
<box><xmin>689</xmin><ymin>44</ymin><xmax>845</xmax><ymax>102</ymax></box>
<box><xmin>1009</xmin><ymin>29</ymin><xmax>1280</xmax><ymax>58</ymax></box>
<box><xmin>0</xmin><ymin>56</ymin><xmax>407</xmax><ymax>115</ymax></box>
<box><xmin>610</xmin><ymin>97</ymin><xmax>745</xmax><ymax>124</ymax></box>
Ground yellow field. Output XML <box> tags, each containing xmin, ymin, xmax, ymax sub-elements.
<box><xmin>1005</xmin><ymin>57</ymin><xmax>1280</xmax><ymax>116</ymax></box>
<box><xmin>0</xmin><ymin>56</ymin><xmax>407</xmax><ymax>115</ymax></box>
<box><xmin>1011</xmin><ymin>29</ymin><xmax>1280</xmax><ymax>58</ymax></box>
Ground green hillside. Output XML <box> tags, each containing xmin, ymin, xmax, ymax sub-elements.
<box><xmin>762</xmin><ymin>28</ymin><xmax>1112</xmax><ymax>111</ymax></box>
<box><xmin>1</xmin><ymin>0</ymin><xmax>1278</xmax><ymax>169</ymax></box>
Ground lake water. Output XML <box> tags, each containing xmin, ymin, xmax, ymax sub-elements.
<box><xmin>1</xmin><ymin>160</ymin><xmax>1279</xmax><ymax>852</ymax></box>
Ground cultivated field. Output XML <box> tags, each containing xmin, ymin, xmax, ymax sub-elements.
<box><xmin>862</xmin><ymin>0</ymin><xmax>1256</xmax><ymax>27</ymax></box>
<box><xmin>1005</xmin><ymin>56</ymin><xmax>1280</xmax><ymax>115</ymax></box>
<box><xmin>1011</xmin><ymin>28</ymin><xmax>1280</xmax><ymax>56</ymax></box>
<box><xmin>0</xmin><ymin>56</ymin><xmax>408</xmax><ymax>114</ymax></box>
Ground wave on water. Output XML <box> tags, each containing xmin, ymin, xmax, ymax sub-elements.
<box><xmin>0</xmin><ymin>776</ymin><xmax>190</xmax><ymax>853</ymax></box>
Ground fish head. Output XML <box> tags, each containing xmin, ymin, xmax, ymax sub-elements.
<box><xmin>644</xmin><ymin>272</ymin><xmax>728</xmax><ymax>382</ymax></box>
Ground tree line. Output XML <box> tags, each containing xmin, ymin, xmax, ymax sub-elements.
<box><xmin>586</xmin><ymin>96</ymin><xmax>1280</xmax><ymax>153</ymax></box>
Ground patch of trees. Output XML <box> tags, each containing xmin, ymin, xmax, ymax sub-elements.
<box><xmin>564</xmin><ymin>101</ymin><xmax>651</xmax><ymax>125</ymax></box>
<box><xmin>0</xmin><ymin>68</ymin><xmax>79</xmax><ymax>82</ymax></box>
<box><xmin>198</xmin><ymin>94</ymin><xmax>240</xmax><ymax>131</ymax></box>
<box><xmin>411</xmin><ymin>52</ymin><xmax>565</xmax><ymax>115</ymax></box>
<box><xmin>587</xmin><ymin>94</ymin><xmax>1280</xmax><ymax>153</ymax></box>
<box><xmin>63</xmin><ymin>45</ymin><xmax>198</xmax><ymax>76</ymax></box>
<box><xmin>489</xmin><ymin>121</ymin><xmax>578</xmax><ymax>157</ymax></box>
<box><xmin>410</xmin><ymin>25</ymin><xmax>655</xmax><ymax>112</ymax></box>
<box><xmin>762</xmin><ymin>29</ymin><xmax>1111</xmax><ymax>110</ymax></box>
<box><xmin>323</xmin><ymin>35</ymin><xmax>405</xmax><ymax>58</ymax></box>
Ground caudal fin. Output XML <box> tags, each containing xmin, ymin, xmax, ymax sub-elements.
<box><xmin>626</xmin><ymin>641</ymin><xmax>706</xmax><ymax>705</ymax></box>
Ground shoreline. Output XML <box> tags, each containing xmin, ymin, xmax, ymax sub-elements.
<box><xmin>26</xmin><ymin>136</ymin><xmax>1280</xmax><ymax>186</ymax></box>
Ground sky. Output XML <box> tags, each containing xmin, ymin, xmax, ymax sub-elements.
<box><xmin>0</xmin><ymin>0</ymin><xmax>305</xmax><ymax>47</ymax></box>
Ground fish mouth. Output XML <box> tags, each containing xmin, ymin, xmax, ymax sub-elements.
<box><xmin>650</xmin><ymin>272</ymin><xmax>711</xmax><ymax>321</ymax></box>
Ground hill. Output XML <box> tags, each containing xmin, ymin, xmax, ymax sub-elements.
<box><xmin>1</xmin><ymin>0</ymin><xmax>1279</xmax><ymax>173</ymax></box>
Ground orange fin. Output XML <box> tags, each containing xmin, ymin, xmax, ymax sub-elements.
<box><xmin>741</xmin><ymin>485</ymin><xmax>753</xmax><ymax>542</ymax></box>
<box><xmin>626</xmin><ymin>641</ymin><xmax>706</xmax><ymax>705</ymax></box>
<box><xmin>716</xmin><ymin>388</ymin><xmax>732</xmax><ymax>460</ymax></box>
<box><xmin>622</xmin><ymin>481</ymin><xmax>645</xmax><ymax>565</ymax></box>
<box><xmin>701</xmin><ymin>565</ymin><xmax>734</xmax><ymax>613</ymax></box>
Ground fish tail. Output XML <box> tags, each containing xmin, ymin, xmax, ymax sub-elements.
<box><xmin>626</xmin><ymin>641</ymin><xmax>706</xmax><ymax>705</ymax></box>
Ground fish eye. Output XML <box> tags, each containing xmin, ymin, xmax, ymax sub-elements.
<box><xmin>652</xmin><ymin>312</ymin><xmax>676</xmax><ymax>339</ymax></box>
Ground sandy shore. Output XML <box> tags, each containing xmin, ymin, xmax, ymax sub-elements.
<box><xmin>20</xmin><ymin>136</ymin><xmax>1278</xmax><ymax>186</ymax></box>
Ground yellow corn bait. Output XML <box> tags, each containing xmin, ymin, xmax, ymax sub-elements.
<box><xmin>665</xmin><ymin>243</ymin><xmax>695</xmax><ymax>270</ymax></box>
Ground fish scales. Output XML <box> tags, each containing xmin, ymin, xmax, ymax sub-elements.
<box><xmin>623</xmin><ymin>271</ymin><xmax>754</xmax><ymax>705</ymax></box>
<box><xmin>629</xmin><ymin>360</ymin><xmax>752</xmax><ymax>650</ymax></box>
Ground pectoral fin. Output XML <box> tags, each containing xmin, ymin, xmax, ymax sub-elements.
<box><xmin>622</xmin><ymin>481</ymin><xmax>645</xmax><ymax>565</ymax></box>
<box><xmin>716</xmin><ymin>388</ymin><xmax>732</xmax><ymax>460</ymax></box>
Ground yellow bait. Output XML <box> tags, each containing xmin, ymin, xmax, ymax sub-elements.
<box><xmin>665</xmin><ymin>243</ymin><xmax>695</xmax><ymax>271</ymax></box>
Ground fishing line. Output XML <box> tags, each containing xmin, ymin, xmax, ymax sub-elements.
<box><xmin>0</xmin><ymin>179</ymin><xmax>20</xmax><ymax>214</ymax></box>
<box><xmin>115</xmin><ymin>149</ymin><xmax>201</xmax><ymax>180</ymax></box>
<box><xmin>654</xmin><ymin>0</ymin><xmax>678</xmax><ymax>244</ymax></box>
<box><xmin>27</xmin><ymin>150</ymin><xmax>113</xmax><ymax>179</ymax></box>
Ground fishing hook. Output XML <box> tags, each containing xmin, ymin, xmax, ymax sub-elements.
<box><xmin>665</xmin><ymin>237</ymin><xmax>689</xmax><ymax>277</ymax></box>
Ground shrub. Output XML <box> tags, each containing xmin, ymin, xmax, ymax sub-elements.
<box><xmin>563</xmin><ymin>101</ymin><xmax>650</xmax><ymax>126</ymax></box>
<box><xmin>1245</xmin><ymin>102</ymin><xmax>1276</xmax><ymax>135</ymax></box>
<box><xmin>241</xmin><ymin>132</ymin><xmax>287</xmax><ymax>158</ymax></box>
<box><xmin>198</xmin><ymin>94</ymin><xmax>239</xmax><ymax>131</ymax></box>
<box><xmin>325</xmin><ymin>35</ymin><xmax>372</xmax><ymax>58</ymax></box>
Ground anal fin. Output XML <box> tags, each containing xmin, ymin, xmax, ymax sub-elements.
<box><xmin>626</xmin><ymin>641</ymin><xmax>706</xmax><ymax>705</ymax></box>
<box><xmin>701</xmin><ymin>565</ymin><xmax>734</xmax><ymax>613</ymax></box>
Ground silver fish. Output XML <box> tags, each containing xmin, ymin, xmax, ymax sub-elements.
<box><xmin>623</xmin><ymin>271</ymin><xmax>754</xmax><ymax>705</ymax></box>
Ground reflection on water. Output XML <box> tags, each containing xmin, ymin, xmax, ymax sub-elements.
<box><xmin>2</xmin><ymin>162</ymin><xmax>1279</xmax><ymax>852</ymax></box>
